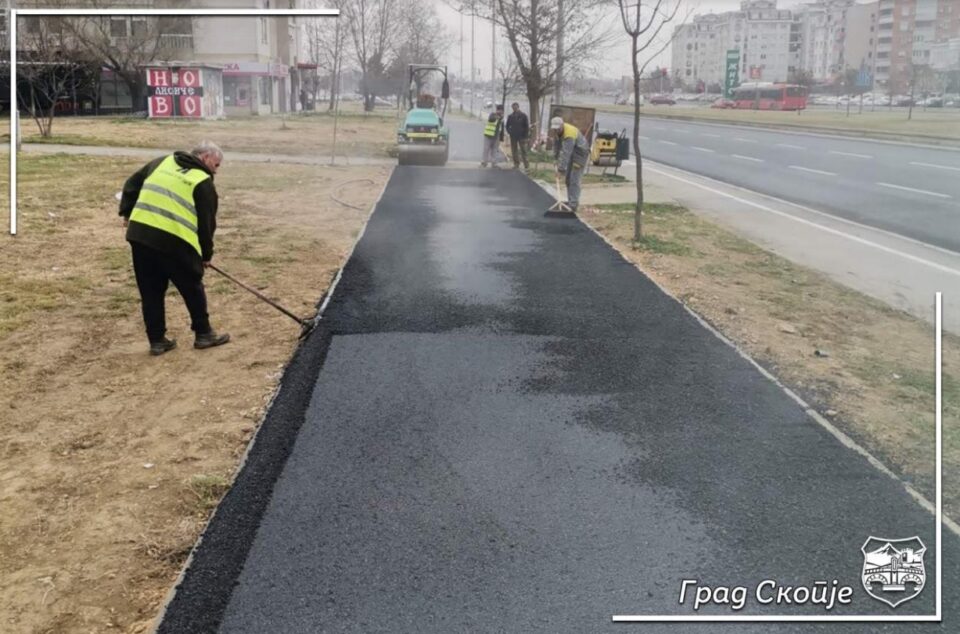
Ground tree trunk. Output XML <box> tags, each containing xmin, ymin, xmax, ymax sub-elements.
<box><xmin>631</xmin><ymin>35</ymin><xmax>643</xmax><ymax>242</ymax></box>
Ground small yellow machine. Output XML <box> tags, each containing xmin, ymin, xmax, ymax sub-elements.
<box><xmin>590</xmin><ymin>128</ymin><xmax>629</xmax><ymax>175</ymax></box>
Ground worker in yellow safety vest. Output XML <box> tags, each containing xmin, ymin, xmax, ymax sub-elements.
<box><xmin>481</xmin><ymin>104</ymin><xmax>505</xmax><ymax>168</ymax></box>
<box><xmin>551</xmin><ymin>116</ymin><xmax>590</xmax><ymax>212</ymax></box>
<box><xmin>119</xmin><ymin>140</ymin><xmax>230</xmax><ymax>356</ymax></box>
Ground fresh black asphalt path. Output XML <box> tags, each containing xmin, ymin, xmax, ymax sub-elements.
<box><xmin>160</xmin><ymin>148</ymin><xmax>957</xmax><ymax>632</ymax></box>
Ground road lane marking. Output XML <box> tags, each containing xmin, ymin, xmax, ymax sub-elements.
<box><xmin>790</xmin><ymin>165</ymin><xmax>837</xmax><ymax>176</ymax></box>
<box><xmin>659</xmin><ymin>140</ymin><xmax>678</xmax><ymax>145</ymax></box>
<box><xmin>877</xmin><ymin>182</ymin><xmax>952</xmax><ymax>199</ymax></box>
<box><xmin>645</xmin><ymin>163</ymin><xmax>960</xmax><ymax>276</ymax></box>
<box><xmin>691</xmin><ymin>146</ymin><xmax>715</xmax><ymax>153</ymax></box>
<box><xmin>701</xmin><ymin>133</ymin><xmax>721</xmax><ymax>138</ymax></box>
<box><xmin>731</xmin><ymin>154</ymin><xmax>763</xmax><ymax>162</ymax></box>
<box><xmin>733</xmin><ymin>137</ymin><xmax>758</xmax><ymax>143</ymax></box>
<box><xmin>910</xmin><ymin>161</ymin><xmax>960</xmax><ymax>172</ymax></box>
<box><xmin>776</xmin><ymin>143</ymin><xmax>806</xmax><ymax>149</ymax></box>
<box><xmin>637</xmin><ymin>135</ymin><xmax>650</xmax><ymax>140</ymax></box>
<box><xmin>829</xmin><ymin>150</ymin><xmax>873</xmax><ymax>159</ymax></box>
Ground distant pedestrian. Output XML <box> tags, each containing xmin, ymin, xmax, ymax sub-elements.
<box><xmin>481</xmin><ymin>106</ymin><xmax>505</xmax><ymax>168</ymax></box>
<box><xmin>119</xmin><ymin>140</ymin><xmax>231</xmax><ymax>355</ymax></box>
<box><xmin>505</xmin><ymin>102</ymin><xmax>530</xmax><ymax>170</ymax></box>
<box><xmin>551</xmin><ymin>116</ymin><xmax>590</xmax><ymax>212</ymax></box>
<box><xmin>300</xmin><ymin>88</ymin><xmax>308</xmax><ymax>111</ymax></box>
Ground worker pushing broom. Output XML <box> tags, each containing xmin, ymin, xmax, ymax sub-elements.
<box><xmin>548</xmin><ymin>115</ymin><xmax>589</xmax><ymax>215</ymax></box>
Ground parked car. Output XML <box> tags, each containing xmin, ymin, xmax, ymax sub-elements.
<box><xmin>711</xmin><ymin>97</ymin><xmax>736</xmax><ymax>109</ymax></box>
<box><xmin>921</xmin><ymin>96</ymin><xmax>943</xmax><ymax>108</ymax></box>
<box><xmin>649</xmin><ymin>94</ymin><xmax>676</xmax><ymax>105</ymax></box>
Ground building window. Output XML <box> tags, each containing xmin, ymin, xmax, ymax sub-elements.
<box><xmin>131</xmin><ymin>17</ymin><xmax>147</xmax><ymax>37</ymax></box>
<box><xmin>110</xmin><ymin>17</ymin><xmax>127</xmax><ymax>37</ymax></box>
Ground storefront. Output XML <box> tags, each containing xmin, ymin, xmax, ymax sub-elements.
<box><xmin>143</xmin><ymin>63</ymin><xmax>224</xmax><ymax>119</ymax></box>
<box><xmin>221</xmin><ymin>61</ymin><xmax>289</xmax><ymax>115</ymax></box>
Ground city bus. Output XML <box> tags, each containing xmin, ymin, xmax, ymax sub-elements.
<box><xmin>731</xmin><ymin>83</ymin><xmax>808</xmax><ymax>111</ymax></box>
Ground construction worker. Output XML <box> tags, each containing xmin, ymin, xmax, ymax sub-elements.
<box><xmin>118</xmin><ymin>140</ymin><xmax>230</xmax><ymax>356</ymax></box>
<box><xmin>505</xmin><ymin>102</ymin><xmax>530</xmax><ymax>170</ymax></box>
<box><xmin>481</xmin><ymin>104</ymin><xmax>505</xmax><ymax>168</ymax></box>
<box><xmin>551</xmin><ymin>116</ymin><xmax>590</xmax><ymax>211</ymax></box>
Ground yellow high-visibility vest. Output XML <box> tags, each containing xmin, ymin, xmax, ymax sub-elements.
<box><xmin>129</xmin><ymin>155</ymin><xmax>210</xmax><ymax>256</ymax></box>
<box><xmin>484</xmin><ymin>119</ymin><xmax>499</xmax><ymax>137</ymax></box>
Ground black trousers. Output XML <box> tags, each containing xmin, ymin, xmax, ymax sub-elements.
<box><xmin>131</xmin><ymin>242</ymin><xmax>211</xmax><ymax>342</ymax></box>
<box><xmin>510</xmin><ymin>136</ymin><xmax>529</xmax><ymax>167</ymax></box>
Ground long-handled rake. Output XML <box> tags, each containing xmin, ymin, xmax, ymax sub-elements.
<box><xmin>209</xmin><ymin>264</ymin><xmax>318</xmax><ymax>338</ymax></box>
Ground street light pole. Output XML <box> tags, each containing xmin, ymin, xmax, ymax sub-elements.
<box><xmin>460</xmin><ymin>9</ymin><xmax>464</xmax><ymax>112</ymax></box>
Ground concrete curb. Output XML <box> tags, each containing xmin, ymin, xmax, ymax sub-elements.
<box><xmin>528</xmin><ymin>175</ymin><xmax>960</xmax><ymax>539</ymax></box>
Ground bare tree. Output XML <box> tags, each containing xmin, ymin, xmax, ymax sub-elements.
<box><xmin>496</xmin><ymin>54</ymin><xmax>522</xmax><ymax>107</ymax></box>
<box><xmin>617</xmin><ymin>0</ymin><xmax>683</xmax><ymax>241</ymax></box>
<box><xmin>306</xmin><ymin>1</ymin><xmax>349</xmax><ymax>110</ymax></box>
<box><xmin>16</xmin><ymin>16</ymin><xmax>98</xmax><ymax>137</ymax></box>
<box><xmin>494</xmin><ymin>0</ymin><xmax>614</xmax><ymax>141</ymax></box>
<box><xmin>343</xmin><ymin>0</ymin><xmax>396</xmax><ymax>111</ymax></box>
<box><xmin>64</xmin><ymin>7</ymin><xmax>190</xmax><ymax>113</ymax></box>
<box><xmin>387</xmin><ymin>0</ymin><xmax>455</xmax><ymax>100</ymax></box>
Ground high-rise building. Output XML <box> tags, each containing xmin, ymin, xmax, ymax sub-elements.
<box><xmin>795</xmin><ymin>0</ymin><xmax>856</xmax><ymax>81</ymax></box>
<box><xmin>672</xmin><ymin>1</ymin><xmax>796</xmax><ymax>88</ymax></box>
<box><xmin>844</xmin><ymin>1</ymin><xmax>879</xmax><ymax>75</ymax></box>
<box><xmin>875</xmin><ymin>0</ymin><xmax>960</xmax><ymax>93</ymax></box>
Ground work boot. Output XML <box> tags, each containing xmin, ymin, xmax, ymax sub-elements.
<box><xmin>194</xmin><ymin>330</ymin><xmax>230</xmax><ymax>350</ymax></box>
<box><xmin>149</xmin><ymin>338</ymin><xmax>177</xmax><ymax>356</ymax></box>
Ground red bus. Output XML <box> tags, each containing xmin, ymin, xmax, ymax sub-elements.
<box><xmin>731</xmin><ymin>83</ymin><xmax>808</xmax><ymax>111</ymax></box>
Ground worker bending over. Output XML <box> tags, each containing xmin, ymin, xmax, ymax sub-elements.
<box><xmin>119</xmin><ymin>140</ymin><xmax>230</xmax><ymax>356</ymax></box>
<box><xmin>551</xmin><ymin>116</ymin><xmax>590</xmax><ymax>212</ymax></box>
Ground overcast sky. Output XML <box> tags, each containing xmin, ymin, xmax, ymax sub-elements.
<box><xmin>433</xmin><ymin>1</ymin><xmax>861</xmax><ymax>83</ymax></box>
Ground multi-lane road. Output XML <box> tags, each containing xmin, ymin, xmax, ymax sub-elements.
<box><xmin>595</xmin><ymin>113</ymin><xmax>960</xmax><ymax>253</ymax></box>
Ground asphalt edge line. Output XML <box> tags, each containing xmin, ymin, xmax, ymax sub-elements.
<box><xmin>149</xmin><ymin>168</ymin><xmax>395</xmax><ymax>634</ymax></box>
<box><xmin>643</xmin><ymin>158</ymin><xmax>960</xmax><ymax>262</ymax></box>
<box><xmin>529</xmin><ymin>176</ymin><xmax>960</xmax><ymax>539</ymax></box>
<box><xmin>600</xmin><ymin>110</ymin><xmax>960</xmax><ymax>152</ymax></box>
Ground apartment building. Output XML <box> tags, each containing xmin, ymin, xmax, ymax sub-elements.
<box><xmin>844</xmin><ymin>1</ymin><xmax>879</xmax><ymax>73</ymax></box>
<box><xmin>5</xmin><ymin>0</ymin><xmax>312</xmax><ymax>115</ymax></box>
<box><xmin>876</xmin><ymin>0</ymin><xmax>960</xmax><ymax>92</ymax></box>
<box><xmin>672</xmin><ymin>1</ymin><xmax>797</xmax><ymax>87</ymax></box>
<box><xmin>795</xmin><ymin>0</ymin><xmax>855</xmax><ymax>81</ymax></box>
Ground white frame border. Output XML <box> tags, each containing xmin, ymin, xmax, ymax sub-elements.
<box><xmin>7</xmin><ymin>7</ymin><xmax>339</xmax><ymax>235</ymax></box>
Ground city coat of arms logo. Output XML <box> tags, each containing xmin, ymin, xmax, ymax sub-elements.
<box><xmin>861</xmin><ymin>536</ymin><xmax>926</xmax><ymax>608</ymax></box>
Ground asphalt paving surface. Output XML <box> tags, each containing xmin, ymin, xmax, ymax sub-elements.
<box><xmin>592</xmin><ymin>113</ymin><xmax>960</xmax><ymax>253</ymax></box>
<box><xmin>159</xmin><ymin>136</ymin><xmax>957</xmax><ymax>632</ymax></box>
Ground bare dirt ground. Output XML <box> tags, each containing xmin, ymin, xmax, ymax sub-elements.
<box><xmin>0</xmin><ymin>153</ymin><xmax>391</xmax><ymax>633</ymax></box>
<box><xmin>13</xmin><ymin>104</ymin><xmax>400</xmax><ymax>159</ymax></box>
<box><xmin>581</xmin><ymin>202</ymin><xmax>959</xmax><ymax>521</ymax></box>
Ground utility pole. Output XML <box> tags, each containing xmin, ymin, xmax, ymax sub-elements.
<box><xmin>471</xmin><ymin>9</ymin><xmax>475</xmax><ymax>115</ymax></box>
<box><xmin>460</xmin><ymin>9</ymin><xmax>464</xmax><ymax>112</ymax></box>
<box><xmin>491</xmin><ymin>0</ymin><xmax>496</xmax><ymax>106</ymax></box>
<box><xmin>556</xmin><ymin>0</ymin><xmax>564</xmax><ymax>104</ymax></box>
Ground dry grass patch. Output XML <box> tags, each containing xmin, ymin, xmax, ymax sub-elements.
<box><xmin>582</xmin><ymin>202</ymin><xmax>959</xmax><ymax>519</ymax></box>
<box><xmin>12</xmin><ymin>103</ymin><xmax>400</xmax><ymax>158</ymax></box>
<box><xmin>0</xmin><ymin>153</ymin><xmax>390</xmax><ymax>633</ymax></box>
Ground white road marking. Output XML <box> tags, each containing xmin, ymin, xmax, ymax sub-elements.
<box><xmin>829</xmin><ymin>150</ymin><xmax>873</xmax><ymax>159</ymax></box>
<box><xmin>637</xmin><ymin>135</ymin><xmax>650</xmax><ymax>140</ymax></box>
<box><xmin>789</xmin><ymin>165</ymin><xmax>837</xmax><ymax>176</ymax></box>
<box><xmin>910</xmin><ymin>161</ymin><xmax>960</xmax><ymax>172</ymax></box>
<box><xmin>691</xmin><ymin>146</ymin><xmax>715</xmax><ymax>153</ymax></box>
<box><xmin>701</xmin><ymin>133</ymin><xmax>721</xmax><ymax>138</ymax></box>
<box><xmin>776</xmin><ymin>143</ymin><xmax>806</xmax><ymax>149</ymax></box>
<box><xmin>731</xmin><ymin>154</ymin><xmax>763</xmax><ymax>162</ymax></box>
<box><xmin>877</xmin><ymin>182</ymin><xmax>952</xmax><ymax>199</ymax></box>
<box><xmin>660</xmin><ymin>140</ymin><xmax>678</xmax><ymax>145</ymax></box>
<box><xmin>645</xmin><ymin>163</ymin><xmax>960</xmax><ymax>277</ymax></box>
<box><xmin>733</xmin><ymin>137</ymin><xmax>758</xmax><ymax>143</ymax></box>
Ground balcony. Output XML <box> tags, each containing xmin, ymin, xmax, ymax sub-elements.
<box><xmin>159</xmin><ymin>33</ymin><xmax>193</xmax><ymax>49</ymax></box>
